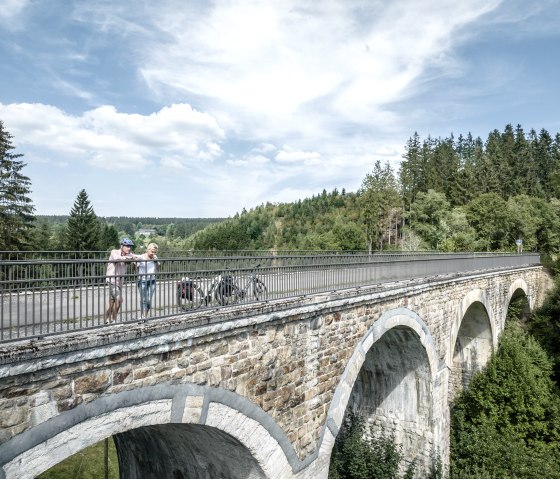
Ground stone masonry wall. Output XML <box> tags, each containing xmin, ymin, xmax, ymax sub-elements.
<box><xmin>0</xmin><ymin>266</ymin><xmax>544</xmax><ymax>477</ymax></box>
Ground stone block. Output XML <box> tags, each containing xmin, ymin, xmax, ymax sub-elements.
<box><xmin>73</xmin><ymin>371</ymin><xmax>111</xmax><ymax>394</ymax></box>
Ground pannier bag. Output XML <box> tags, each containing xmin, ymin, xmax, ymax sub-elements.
<box><xmin>178</xmin><ymin>279</ymin><xmax>194</xmax><ymax>301</ymax></box>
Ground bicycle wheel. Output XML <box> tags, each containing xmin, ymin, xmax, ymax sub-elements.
<box><xmin>253</xmin><ymin>279</ymin><xmax>268</xmax><ymax>301</ymax></box>
<box><xmin>215</xmin><ymin>284</ymin><xmax>241</xmax><ymax>306</ymax></box>
<box><xmin>177</xmin><ymin>282</ymin><xmax>204</xmax><ymax>310</ymax></box>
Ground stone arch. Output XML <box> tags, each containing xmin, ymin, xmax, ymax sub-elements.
<box><xmin>504</xmin><ymin>277</ymin><xmax>531</xmax><ymax>324</ymax></box>
<box><xmin>448</xmin><ymin>289</ymin><xmax>493</xmax><ymax>403</ymax></box>
<box><xmin>1</xmin><ymin>384</ymin><xmax>295</xmax><ymax>479</ymax></box>
<box><xmin>324</xmin><ymin>308</ymin><xmax>439</xmax><ymax>473</ymax></box>
<box><xmin>506</xmin><ymin>277</ymin><xmax>530</xmax><ymax>307</ymax></box>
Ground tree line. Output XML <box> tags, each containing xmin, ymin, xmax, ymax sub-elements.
<box><xmin>33</xmin><ymin>210</ymin><xmax>223</xmax><ymax>252</ymax></box>
<box><xmin>4</xmin><ymin>118</ymin><xmax>560</xmax><ymax>255</ymax></box>
<box><xmin>183</xmin><ymin>124</ymin><xmax>560</xmax><ymax>255</ymax></box>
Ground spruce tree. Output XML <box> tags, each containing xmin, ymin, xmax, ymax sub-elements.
<box><xmin>359</xmin><ymin>161</ymin><xmax>401</xmax><ymax>252</ymax></box>
<box><xmin>399</xmin><ymin>132</ymin><xmax>422</xmax><ymax>208</ymax></box>
<box><xmin>0</xmin><ymin>120</ymin><xmax>35</xmax><ymax>250</ymax></box>
<box><xmin>66</xmin><ymin>189</ymin><xmax>101</xmax><ymax>250</ymax></box>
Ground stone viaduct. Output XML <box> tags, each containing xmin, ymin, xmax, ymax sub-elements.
<box><xmin>0</xmin><ymin>262</ymin><xmax>549</xmax><ymax>478</ymax></box>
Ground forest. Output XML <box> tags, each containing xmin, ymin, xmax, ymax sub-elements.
<box><xmin>182</xmin><ymin>124</ymin><xmax>560</xmax><ymax>256</ymax></box>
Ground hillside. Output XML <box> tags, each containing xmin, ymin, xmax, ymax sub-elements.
<box><xmin>185</xmin><ymin>189</ymin><xmax>366</xmax><ymax>251</ymax></box>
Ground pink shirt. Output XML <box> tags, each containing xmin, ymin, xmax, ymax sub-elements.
<box><xmin>106</xmin><ymin>249</ymin><xmax>141</xmax><ymax>285</ymax></box>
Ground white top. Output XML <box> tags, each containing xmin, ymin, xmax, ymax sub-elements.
<box><xmin>137</xmin><ymin>254</ymin><xmax>158</xmax><ymax>281</ymax></box>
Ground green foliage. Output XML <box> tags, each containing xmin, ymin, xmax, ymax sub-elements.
<box><xmin>450</xmin><ymin>322</ymin><xmax>560</xmax><ymax>478</ymax></box>
<box><xmin>527</xmin><ymin>279</ymin><xmax>560</xmax><ymax>382</ymax></box>
<box><xmin>0</xmin><ymin>120</ymin><xmax>35</xmax><ymax>250</ymax></box>
<box><xmin>358</xmin><ymin>161</ymin><xmax>402</xmax><ymax>252</ymax></box>
<box><xmin>37</xmin><ymin>438</ymin><xmax>119</xmax><ymax>479</ymax></box>
<box><xmin>30</xmin><ymin>211</ymin><xmax>220</xmax><ymax>252</ymax></box>
<box><xmin>32</xmin><ymin>220</ymin><xmax>54</xmax><ymax>250</ymax></box>
<box><xmin>329</xmin><ymin>414</ymin><xmax>415</xmax><ymax>479</ymax></box>
<box><xmin>505</xmin><ymin>295</ymin><xmax>530</xmax><ymax>324</ymax></box>
<box><xmin>65</xmin><ymin>189</ymin><xmax>101</xmax><ymax>250</ymax></box>
<box><xmin>400</xmin><ymin>125</ymin><xmax>560</xmax><ymax>253</ymax></box>
<box><xmin>464</xmin><ymin>193</ymin><xmax>511</xmax><ymax>251</ymax></box>
<box><xmin>100</xmin><ymin>223</ymin><xmax>120</xmax><ymax>250</ymax></box>
<box><xmin>439</xmin><ymin>208</ymin><xmax>476</xmax><ymax>252</ymax></box>
<box><xmin>407</xmin><ymin>190</ymin><xmax>450</xmax><ymax>250</ymax></box>
<box><xmin>187</xmin><ymin>189</ymin><xmax>364</xmax><ymax>251</ymax></box>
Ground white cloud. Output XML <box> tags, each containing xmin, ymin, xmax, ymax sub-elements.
<box><xmin>0</xmin><ymin>102</ymin><xmax>225</xmax><ymax>170</ymax></box>
<box><xmin>0</xmin><ymin>0</ymin><xmax>29</xmax><ymax>28</ymax></box>
<box><xmin>3</xmin><ymin>0</ymin><xmax>556</xmax><ymax>217</ymax></box>
<box><xmin>132</xmin><ymin>0</ymin><xmax>503</xmax><ymax>140</ymax></box>
<box><xmin>226</xmin><ymin>154</ymin><xmax>270</xmax><ymax>167</ymax></box>
<box><xmin>275</xmin><ymin>146</ymin><xmax>321</xmax><ymax>165</ymax></box>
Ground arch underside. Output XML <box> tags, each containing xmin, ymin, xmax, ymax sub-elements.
<box><xmin>114</xmin><ymin>423</ymin><xmax>266</xmax><ymax>479</ymax></box>
<box><xmin>508</xmin><ymin>287</ymin><xmax>531</xmax><ymax>322</ymax></box>
<box><xmin>450</xmin><ymin>301</ymin><xmax>492</xmax><ymax>403</ymax></box>
<box><xmin>345</xmin><ymin>325</ymin><xmax>434</xmax><ymax>471</ymax></box>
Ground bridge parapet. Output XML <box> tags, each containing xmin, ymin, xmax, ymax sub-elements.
<box><xmin>0</xmin><ymin>252</ymin><xmax>540</xmax><ymax>343</ymax></box>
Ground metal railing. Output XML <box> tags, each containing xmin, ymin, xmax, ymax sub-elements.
<box><xmin>0</xmin><ymin>249</ymin><xmax>375</xmax><ymax>261</ymax></box>
<box><xmin>0</xmin><ymin>252</ymin><xmax>540</xmax><ymax>343</ymax></box>
<box><xmin>0</xmin><ymin>249</ymin><xmax>472</xmax><ymax>261</ymax></box>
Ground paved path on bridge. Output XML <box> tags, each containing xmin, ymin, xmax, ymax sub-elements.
<box><xmin>1</xmin><ymin>267</ymin><xmax>379</xmax><ymax>340</ymax></box>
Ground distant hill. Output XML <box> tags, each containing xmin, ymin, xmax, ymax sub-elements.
<box><xmin>36</xmin><ymin>215</ymin><xmax>226</xmax><ymax>241</ymax></box>
<box><xmin>185</xmin><ymin>188</ymin><xmax>366</xmax><ymax>251</ymax></box>
<box><xmin>37</xmin><ymin>215</ymin><xmax>225</xmax><ymax>225</ymax></box>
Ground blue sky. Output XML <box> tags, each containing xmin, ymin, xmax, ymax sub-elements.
<box><xmin>1</xmin><ymin>0</ymin><xmax>560</xmax><ymax>217</ymax></box>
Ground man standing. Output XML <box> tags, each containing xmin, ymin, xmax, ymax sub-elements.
<box><xmin>105</xmin><ymin>238</ymin><xmax>138</xmax><ymax>323</ymax></box>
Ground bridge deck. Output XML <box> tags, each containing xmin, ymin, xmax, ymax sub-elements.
<box><xmin>0</xmin><ymin>252</ymin><xmax>539</xmax><ymax>343</ymax></box>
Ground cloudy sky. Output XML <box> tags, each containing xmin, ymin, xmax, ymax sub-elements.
<box><xmin>1</xmin><ymin>1</ymin><xmax>559</xmax><ymax>217</ymax></box>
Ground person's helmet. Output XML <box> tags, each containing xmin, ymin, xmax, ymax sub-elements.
<box><xmin>120</xmin><ymin>238</ymin><xmax>135</xmax><ymax>246</ymax></box>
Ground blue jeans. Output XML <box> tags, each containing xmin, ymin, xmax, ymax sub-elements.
<box><xmin>137</xmin><ymin>279</ymin><xmax>156</xmax><ymax>314</ymax></box>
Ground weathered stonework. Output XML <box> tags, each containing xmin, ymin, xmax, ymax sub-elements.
<box><xmin>0</xmin><ymin>266</ymin><xmax>548</xmax><ymax>478</ymax></box>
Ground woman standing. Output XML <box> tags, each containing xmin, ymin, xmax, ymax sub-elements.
<box><xmin>136</xmin><ymin>243</ymin><xmax>160</xmax><ymax>318</ymax></box>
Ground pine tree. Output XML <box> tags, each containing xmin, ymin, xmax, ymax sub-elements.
<box><xmin>0</xmin><ymin>120</ymin><xmax>35</xmax><ymax>250</ymax></box>
<box><xmin>65</xmin><ymin>189</ymin><xmax>101</xmax><ymax>250</ymax></box>
<box><xmin>534</xmin><ymin>128</ymin><xmax>555</xmax><ymax>199</ymax></box>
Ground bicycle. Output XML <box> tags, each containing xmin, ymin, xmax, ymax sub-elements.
<box><xmin>235</xmin><ymin>265</ymin><xmax>268</xmax><ymax>302</ymax></box>
<box><xmin>210</xmin><ymin>273</ymin><xmax>240</xmax><ymax>306</ymax></box>
<box><xmin>176</xmin><ymin>266</ymin><xmax>268</xmax><ymax>310</ymax></box>
<box><xmin>176</xmin><ymin>273</ymin><xmax>238</xmax><ymax>309</ymax></box>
